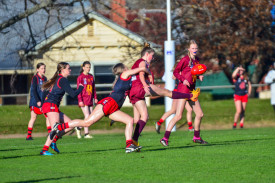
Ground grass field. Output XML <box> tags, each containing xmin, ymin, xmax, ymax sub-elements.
<box><xmin>0</xmin><ymin>127</ymin><xmax>275</xmax><ymax>183</ymax></box>
<box><xmin>0</xmin><ymin>98</ymin><xmax>274</xmax><ymax>135</ymax></box>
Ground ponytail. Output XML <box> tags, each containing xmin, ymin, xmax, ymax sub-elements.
<box><xmin>141</xmin><ymin>42</ymin><xmax>155</xmax><ymax>57</ymax></box>
<box><xmin>111</xmin><ymin>63</ymin><xmax>126</xmax><ymax>88</ymax></box>
<box><xmin>42</xmin><ymin>62</ymin><xmax>69</xmax><ymax>90</ymax></box>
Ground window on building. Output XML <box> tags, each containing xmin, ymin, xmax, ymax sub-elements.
<box><xmin>94</xmin><ymin>65</ymin><xmax>115</xmax><ymax>100</ymax></box>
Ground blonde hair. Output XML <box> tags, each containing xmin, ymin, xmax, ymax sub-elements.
<box><xmin>112</xmin><ymin>63</ymin><xmax>126</xmax><ymax>88</ymax></box>
<box><xmin>187</xmin><ymin>40</ymin><xmax>197</xmax><ymax>66</ymax></box>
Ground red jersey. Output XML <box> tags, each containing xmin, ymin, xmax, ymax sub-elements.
<box><xmin>131</xmin><ymin>58</ymin><xmax>150</xmax><ymax>88</ymax></box>
<box><xmin>173</xmin><ymin>55</ymin><xmax>200</xmax><ymax>93</ymax></box>
<box><xmin>77</xmin><ymin>73</ymin><xmax>97</xmax><ymax>106</ymax></box>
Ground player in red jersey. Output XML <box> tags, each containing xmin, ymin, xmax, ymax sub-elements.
<box><xmin>160</xmin><ymin>40</ymin><xmax>208</xmax><ymax>147</ymax></box>
<box><xmin>49</xmin><ymin>63</ymin><xmax>200</xmax><ymax>153</ymax></box>
<box><xmin>75</xmin><ymin>61</ymin><xmax>98</xmax><ymax>139</ymax></box>
<box><xmin>232</xmin><ymin>66</ymin><xmax>251</xmax><ymax>129</ymax></box>
<box><xmin>129</xmin><ymin>43</ymin><xmax>155</xmax><ymax>146</ymax></box>
<box><xmin>39</xmin><ymin>62</ymin><xmax>84</xmax><ymax>155</ymax></box>
<box><xmin>26</xmin><ymin>63</ymin><xmax>51</xmax><ymax>140</ymax></box>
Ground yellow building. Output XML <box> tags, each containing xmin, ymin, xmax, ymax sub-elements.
<box><xmin>25</xmin><ymin>10</ymin><xmax>161</xmax><ymax>105</ymax></box>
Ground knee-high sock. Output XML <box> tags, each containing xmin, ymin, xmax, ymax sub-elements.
<box><xmin>164</xmin><ymin>131</ymin><xmax>171</xmax><ymax>140</ymax></box>
<box><xmin>57</xmin><ymin>122</ymin><xmax>69</xmax><ymax>131</ymax></box>
<box><xmin>132</xmin><ymin>120</ymin><xmax>146</xmax><ymax>142</ymax></box>
<box><xmin>27</xmin><ymin>127</ymin><xmax>33</xmax><ymax>137</ymax></box>
<box><xmin>172</xmin><ymin>91</ymin><xmax>192</xmax><ymax>99</ymax></box>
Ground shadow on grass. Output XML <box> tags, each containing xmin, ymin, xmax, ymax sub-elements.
<box><xmin>0</xmin><ymin>148</ymin><xmax>24</xmax><ymax>152</ymax></box>
<box><xmin>1</xmin><ymin>137</ymin><xmax>274</xmax><ymax>159</ymax></box>
<box><xmin>143</xmin><ymin>137</ymin><xmax>275</xmax><ymax>152</ymax></box>
<box><xmin>7</xmin><ymin>175</ymin><xmax>80</xmax><ymax>183</ymax></box>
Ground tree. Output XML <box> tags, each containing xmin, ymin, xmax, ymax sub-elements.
<box><xmin>172</xmin><ymin>0</ymin><xmax>274</xmax><ymax>89</ymax></box>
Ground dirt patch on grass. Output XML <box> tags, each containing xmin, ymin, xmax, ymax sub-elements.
<box><xmin>1</xmin><ymin>121</ymin><xmax>275</xmax><ymax>139</ymax></box>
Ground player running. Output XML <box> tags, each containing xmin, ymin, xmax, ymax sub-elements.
<box><xmin>39</xmin><ymin>62</ymin><xmax>84</xmax><ymax>155</ymax></box>
<box><xmin>49</xmin><ymin>63</ymin><xmax>200</xmax><ymax>153</ymax></box>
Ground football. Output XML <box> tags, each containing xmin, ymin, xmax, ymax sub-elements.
<box><xmin>191</xmin><ymin>64</ymin><xmax>207</xmax><ymax>75</ymax></box>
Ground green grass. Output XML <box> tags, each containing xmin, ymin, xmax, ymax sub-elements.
<box><xmin>0</xmin><ymin>127</ymin><xmax>275</xmax><ymax>182</ymax></box>
<box><xmin>0</xmin><ymin>98</ymin><xmax>274</xmax><ymax>134</ymax></box>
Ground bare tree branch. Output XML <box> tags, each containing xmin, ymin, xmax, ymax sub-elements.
<box><xmin>0</xmin><ymin>0</ymin><xmax>56</xmax><ymax>32</ymax></box>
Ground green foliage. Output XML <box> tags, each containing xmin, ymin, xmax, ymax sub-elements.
<box><xmin>0</xmin><ymin>99</ymin><xmax>274</xmax><ymax>135</ymax></box>
<box><xmin>0</xmin><ymin>128</ymin><xmax>275</xmax><ymax>182</ymax></box>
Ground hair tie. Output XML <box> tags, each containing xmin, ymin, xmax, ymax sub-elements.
<box><xmin>144</xmin><ymin>42</ymin><xmax>150</xmax><ymax>48</ymax></box>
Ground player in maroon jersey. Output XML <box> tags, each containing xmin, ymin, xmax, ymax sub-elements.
<box><xmin>160</xmin><ymin>40</ymin><xmax>208</xmax><ymax>147</ymax></box>
<box><xmin>155</xmin><ymin>58</ymin><xmax>194</xmax><ymax>134</ymax></box>
<box><xmin>26</xmin><ymin>63</ymin><xmax>51</xmax><ymax>140</ymax></box>
<box><xmin>232</xmin><ymin>66</ymin><xmax>251</xmax><ymax>129</ymax></box>
<box><xmin>75</xmin><ymin>61</ymin><xmax>98</xmax><ymax>139</ymax></box>
<box><xmin>39</xmin><ymin>62</ymin><xmax>84</xmax><ymax>155</ymax></box>
<box><xmin>129</xmin><ymin>43</ymin><xmax>155</xmax><ymax>146</ymax></box>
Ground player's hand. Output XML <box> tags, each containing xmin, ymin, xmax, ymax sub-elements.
<box><xmin>199</xmin><ymin>75</ymin><xmax>204</xmax><ymax>81</ymax></box>
<box><xmin>79</xmin><ymin>102</ymin><xmax>85</xmax><ymax>107</ymax></box>
<box><xmin>144</xmin><ymin>85</ymin><xmax>151</xmax><ymax>95</ymax></box>
<box><xmin>183</xmin><ymin>79</ymin><xmax>190</xmax><ymax>87</ymax></box>
<box><xmin>37</xmin><ymin>101</ymin><xmax>41</xmax><ymax>107</ymax></box>
<box><xmin>94</xmin><ymin>99</ymin><xmax>98</xmax><ymax>104</ymax></box>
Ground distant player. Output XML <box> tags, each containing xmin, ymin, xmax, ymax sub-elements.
<box><xmin>160</xmin><ymin>40</ymin><xmax>207</xmax><ymax>147</ymax></box>
<box><xmin>264</xmin><ymin>62</ymin><xmax>275</xmax><ymax>112</ymax></box>
<box><xmin>26</xmin><ymin>63</ymin><xmax>51</xmax><ymax>140</ymax></box>
<box><xmin>39</xmin><ymin>62</ymin><xmax>84</xmax><ymax>155</ymax></box>
<box><xmin>75</xmin><ymin>61</ymin><xmax>98</xmax><ymax>139</ymax></box>
<box><xmin>232</xmin><ymin>66</ymin><xmax>251</xmax><ymax>129</ymax></box>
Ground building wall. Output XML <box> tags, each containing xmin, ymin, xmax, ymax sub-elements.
<box><xmin>34</xmin><ymin>19</ymin><xmax>142</xmax><ymax>79</ymax></box>
<box><xmin>33</xmin><ymin>19</ymin><xmax>148</xmax><ymax>106</ymax></box>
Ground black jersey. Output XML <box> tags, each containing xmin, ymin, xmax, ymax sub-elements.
<box><xmin>44</xmin><ymin>74</ymin><xmax>83</xmax><ymax>106</ymax></box>
<box><xmin>109</xmin><ymin>75</ymin><xmax>132</xmax><ymax>108</ymax></box>
<box><xmin>29</xmin><ymin>74</ymin><xmax>47</xmax><ymax>107</ymax></box>
<box><xmin>233</xmin><ymin>75</ymin><xmax>249</xmax><ymax>96</ymax></box>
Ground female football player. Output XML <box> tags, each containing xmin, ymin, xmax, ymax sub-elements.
<box><xmin>232</xmin><ymin>66</ymin><xmax>251</xmax><ymax>129</ymax></box>
<box><xmin>26</xmin><ymin>63</ymin><xmax>51</xmax><ymax>140</ymax></box>
<box><xmin>160</xmin><ymin>40</ymin><xmax>207</xmax><ymax>147</ymax></box>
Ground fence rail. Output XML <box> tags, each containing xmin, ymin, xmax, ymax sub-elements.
<box><xmin>0</xmin><ymin>84</ymin><xmax>269</xmax><ymax>105</ymax></box>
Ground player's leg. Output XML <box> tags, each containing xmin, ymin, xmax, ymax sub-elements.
<box><xmin>233</xmin><ymin>100</ymin><xmax>242</xmax><ymax>129</ymax></box>
<box><xmin>155</xmin><ymin>99</ymin><xmax>178</xmax><ymax>134</ymax></box>
<box><xmin>26</xmin><ymin>110</ymin><xmax>37</xmax><ymax>140</ymax></box>
<box><xmin>185</xmin><ymin>101</ymin><xmax>194</xmax><ymax>131</ymax></box>
<box><xmin>132</xmin><ymin>100</ymin><xmax>148</xmax><ymax>145</ymax></box>
<box><xmin>45</xmin><ymin>117</ymin><xmax>51</xmax><ymax>134</ymax></box>
<box><xmin>40</xmin><ymin>112</ymin><xmax>60</xmax><ymax>155</ymax></box>
<box><xmin>52</xmin><ymin>105</ymin><xmax>105</xmax><ymax>135</ymax></box>
<box><xmin>240</xmin><ymin>101</ymin><xmax>247</xmax><ymax>128</ymax></box>
<box><xmin>109</xmin><ymin>110</ymin><xmax>140</xmax><ymax>153</ymax></box>
<box><xmin>191</xmin><ymin>100</ymin><xmax>207</xmax><ymax>144</ymax></box>
<box><xmin>160</xmin><ymin>99</ymin><xmax>186</xmax><ymax>146</ymax></box>
<box><xmin>148</xmin><ymin>84</ymin><xmax>195</xmax><ymax>100</ymax></box>
<box><xmin>83</xmin><ymin>106</ymin><xmax>93</xmax><ymax>138</ymax></box>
